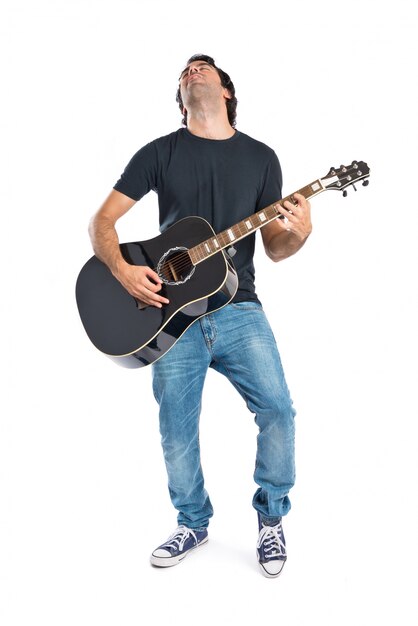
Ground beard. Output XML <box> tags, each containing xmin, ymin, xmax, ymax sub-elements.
<box><xmin>182</xmin><ymin>81</ymin><xmax>225</xmax><ymax>112</ymax></box>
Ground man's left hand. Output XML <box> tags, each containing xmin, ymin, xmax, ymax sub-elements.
<box><xmin>275</xmin><ymin>192</ymin><xmax>312</xmax><ymax>241</ymax></box>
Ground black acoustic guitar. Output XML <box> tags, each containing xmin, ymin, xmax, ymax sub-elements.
<box><xmin>76</xmin><ymin>161</ymin><xmax>370</xmax><ymax>368</ymax></box>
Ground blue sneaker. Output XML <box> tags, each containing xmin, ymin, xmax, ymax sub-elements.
<box><xmin>150</xmin><ymin>525</ymin><xmax>208</xmax><ymax>567</ymax></box>
<box><xmin>256</xmin><ymin>513</ymin><xmax>287</xmax><ymax>578</ymax></box>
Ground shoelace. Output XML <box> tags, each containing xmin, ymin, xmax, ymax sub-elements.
<box><xmin>257</xmin><ymin>523</ymin><xmax>286</xmax><ymax>559</ymax></box>
<box><xmin>161</xmin><ymin>525</ymin><xmax>198</xmax><ymax>551</ymax></box>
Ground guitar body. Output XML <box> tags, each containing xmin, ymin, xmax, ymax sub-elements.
<box><xmin>76</xmin><ymin>216</ymin><xmax>238</xmax><ymax>368</ymax></box>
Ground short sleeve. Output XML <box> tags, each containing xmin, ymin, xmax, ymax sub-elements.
<box><xmin>113</xmin><ymin>141</ymin><xmax>158</xmax><ymax>201</ymax></box>
<box><xmin>255</xmin><ymin>150</ymin><xmax>283</xmax><ymax>212</ymax></box>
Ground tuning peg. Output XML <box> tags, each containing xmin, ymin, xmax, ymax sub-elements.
<box><xmin>362</xmin><ymin>180</ymin><xmax>369</xmax><ymax>187</ymax></box>
<box><xmin>343</xmin><ymin>190</ymin><xmax>348</xmax><ymax>197</ymax></box>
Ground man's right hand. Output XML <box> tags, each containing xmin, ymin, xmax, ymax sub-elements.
<box><xmin>89</xmin><ymin>190</ymin><xmax>169</xmax><ymax>309</ymax></box>
<box><xmin>115</xmin><ymin>264</ymin><xmax>170</xmax><ymax>309</ymax></box>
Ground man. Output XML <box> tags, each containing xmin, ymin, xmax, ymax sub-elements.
<box><xmin>88</xmin><ymin>54</ymin><xmax>312</xmax><ymax>578</ymax></box>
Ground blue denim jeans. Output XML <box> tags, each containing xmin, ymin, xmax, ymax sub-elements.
<box><xmin>152</xmin><ymin>301</ymin><xmax>296</xmax><ymax>530</ymax></box>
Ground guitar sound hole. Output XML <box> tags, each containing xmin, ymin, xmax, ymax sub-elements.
<box><xmin>157</xmin><ymin>246</ymin><xmax>196</xmax><ymax>286</ymax></box>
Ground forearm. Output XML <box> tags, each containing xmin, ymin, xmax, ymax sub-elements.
<box><xmin>266</xmin><ymin>229</ymin><xmax>309</xmax><ymax>263</ymax></box>
<box><xmin>88</xmin><ymin>214</ymin><xmax>128</xmax><ymax>277</ymax></box>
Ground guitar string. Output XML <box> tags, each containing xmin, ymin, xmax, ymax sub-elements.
<box><xmin>156</xmin><ymin>230</ymin><xmax>253</xmax><ymax>279</ymax></box>
<box><xmin>152</xmin><ymin>187</ymin><xmax>321</xmax><ymax>279</ymax></box>
<box><xmin>152</xmin><ymin>221</ymin><xmax>275</xmax><ymax>280</ymax></box>
<box><xmin>153</xmin><ymin>205</ymin><xmax>283</xmax><ymax>278</ymax></box>
<box><xmin>154</xmin><ymin>207</ymin><xmax>300</xmax><ymax>279</ymax></box>
<box><xmin>151</xmin><ymin>172</ymin><xmax>368</xmax><ymax>280</ymax></box>
<box><xmin>151</xmin><ymin>193</ymin><xmax>301</xmax><ymax>279</ymax></box>
<box><xmin>155</xmin><ymin>239</ymin><xmax>225</xmax><ymax>280</ymax></box>
<box><xmin>153</xmin><ymin>184</ymin><xmax>333</xmax><ymax>278</ymax></box>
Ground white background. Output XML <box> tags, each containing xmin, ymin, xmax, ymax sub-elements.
<box><xmin>1</xmin><ymin>0</ymin><xmax>417</xmax><ymax>624</ymax></box>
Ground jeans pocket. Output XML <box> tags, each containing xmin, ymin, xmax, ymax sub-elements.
<box><xmin>229</xmin><ymin>301</ymin><xmax>263</xmax><ymax>311</ymax></box>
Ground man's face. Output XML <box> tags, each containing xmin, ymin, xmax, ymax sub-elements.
<box><xmin>179</xmin><ymin>60</ymin><xmax>230</xmax><ymax>112</ymax></box>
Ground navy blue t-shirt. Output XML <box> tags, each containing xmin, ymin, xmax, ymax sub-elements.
<box><xmin>113</xmin><ymin>128</ymin><xmax>282</xmax><ymax>303</ymax></box>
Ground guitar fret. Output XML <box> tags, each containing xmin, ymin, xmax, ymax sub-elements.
<box><xmin>189</xmin><ymin>179</ymin><xmax>328</xmax><ymax>266</ymax></box>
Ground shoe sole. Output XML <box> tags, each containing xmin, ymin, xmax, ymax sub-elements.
<box><xmin>150</xmin><ymin>536</ymin><xmax>209</xmax><ymax>568</ymax></box>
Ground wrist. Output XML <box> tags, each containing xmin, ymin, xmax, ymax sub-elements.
<box><xmin>111</xmin><ymin>257</ymin><xmax>129</xmax><ymax>280</ymax></box>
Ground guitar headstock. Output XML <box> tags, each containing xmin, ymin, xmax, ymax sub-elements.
<box><xmin>321</xmin><ymin>161</ymin><xmax>370</xmax><ymax>195</ymax></box>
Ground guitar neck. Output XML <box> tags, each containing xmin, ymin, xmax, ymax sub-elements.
<box><xmin>188</xmin><ymin>178</ymin><xmax>326</xmax><ymax>265</ymax></box>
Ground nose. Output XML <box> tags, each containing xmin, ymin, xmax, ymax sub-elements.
<box><xmin>189</xmin><ymin>66</ymin><xmax>199</xmax><ymax>74</ymax></box>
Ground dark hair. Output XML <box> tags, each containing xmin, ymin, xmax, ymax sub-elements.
<box><xmin>176</xmin><ymin>54</ymin><xmax>238</xmax><ymax>128</ymax></box>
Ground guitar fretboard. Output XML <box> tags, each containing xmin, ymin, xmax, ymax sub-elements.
<box><xmin>188</xmin><ymin>179</ymin><xmax>325</xmax><ymax>265</ymax></box>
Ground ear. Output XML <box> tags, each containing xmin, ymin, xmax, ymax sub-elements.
<box><xmin>182</xmin><ymin>106</ymin><xmax>187</xmax><ymax>115</ymax></box>
<box><xmin>223</xmin><ymin>88</ymin><xmax>232</xmax><ymax>101</ymax></box>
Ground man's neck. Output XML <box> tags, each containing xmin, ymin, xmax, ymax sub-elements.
<box><xmin>186</xmin><ymin>109</ymin><xmax>235</xmax><ymax>140</ymax></box>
